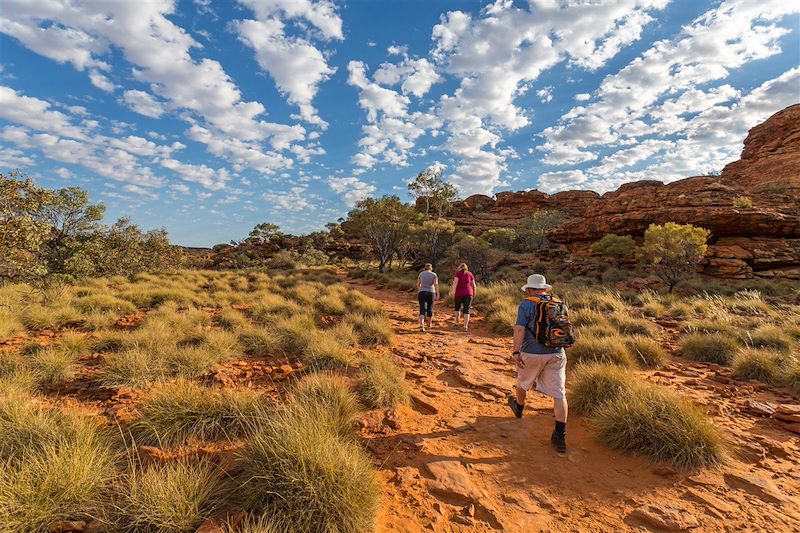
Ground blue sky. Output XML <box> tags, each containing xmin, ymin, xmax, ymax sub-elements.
<box><xmin>1</xmin><ymin>0</ymin><xmax>798</xmax><ymax>246</ymax></box>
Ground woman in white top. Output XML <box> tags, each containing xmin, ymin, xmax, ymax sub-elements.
<box><xmin>416</xmin><ymin>263</ymin><xmax>439</xmax><ymax>332</ymax></box>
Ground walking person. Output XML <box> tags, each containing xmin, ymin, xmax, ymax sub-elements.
<box><xmin>451</xmin><ymin>263</ymin><xmax>476</xmax><ymax>331</ymax></box>
<box><xmin>416</xmin><ymin>263</ymin><xmax>439</xmax><ymax>332</ymax></box>
<box><xmin>507</xmin><ymin>274</ymin><xmax>574</xmax><ymax>453</ymax></box>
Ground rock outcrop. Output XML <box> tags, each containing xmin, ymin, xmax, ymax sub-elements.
<box><xmin>448</xmin><ymin>104</ymin><xmax>800</xmax><ymax>279</ymax></box>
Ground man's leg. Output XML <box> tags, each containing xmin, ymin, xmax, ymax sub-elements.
<box><xmin>545</xmin><ymin>352</ymin><xmax>568</xmax><ymax>453</ymax></box>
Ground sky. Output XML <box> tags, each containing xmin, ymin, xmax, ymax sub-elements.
<box><xmin>1</xmin><ymin>0</ymin><xmax>798</xmax><ymax>247</ymax></box>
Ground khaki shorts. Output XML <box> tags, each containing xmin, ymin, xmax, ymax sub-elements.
<box><xmin>516</xmin><ymin>350</ymin><xmax>566</xmax><ymax>399</ymax></box>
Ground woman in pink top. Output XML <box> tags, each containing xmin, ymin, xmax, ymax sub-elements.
<box><xmin>451</xmin><ymin>263</ymin><xmax>476</xmax><ymax>331</ymax></box>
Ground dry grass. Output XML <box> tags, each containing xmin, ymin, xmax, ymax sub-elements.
<box><xmin>32</xmin><ymin>347</ymin><xmax>76</xmax><ymax>387</ymax></box>
<box><xmin>484</xmin><ymin>297</ymin><xmax>518</xmax><ymax>335</ymax></box>
<box><xmin>273</xmin><ymin>313</ymin><xmax>318</xmax><ymax>353</ymax></box>
<box><xmin>357</xmin><ymin>354</ymin><xmax>408</xmax><ymax>408</ymax></box>
<box><xmin>129</xmin><ymin>380</ymin><xmax>265</xmax><ymax>448</ymax></box>
<box><xmin>117</xmin><ymin>460</ymin><xmax>218</xmax><ymax>533</ymax></box>
<box><xmin>680</xmin><ymin>333</ymin><xmax>739</xmax><ymax>365</ymax></box>
<box><xmin>0</xmin><ymin>393</ymin><xmax>117</xmax><ymax>532</ymax></box>
<box><xmin>216</xmin><ymin>308</ymin><xmax>251</xmax><ymax>331</ymax></box>
<box><xmin>292</xmin><ymin>375</ymin><xmax>361</xmax><ymax>440</ymax></box>
<box><xmin>731</xmin><ymin>349</ymin><xmax>782</xmax><ymax>385</ymax></box>
<box><xmin>73</xmin><ymin>294</ymin><xmax>137</xmax><ymax>315</ymax></box>
<box><xmin>593</xmin><ymin>383</ymin><xmax>727</xmax><ymax>470</ymax></box>
<box><xmin>237</xmin><ymin>385</ymin><xmax>378</xmax><ymax>533</ymax></box>
<box><xmin>20</xmin><ymin>304</ymin><xmax>81</xmax><ymax>331</ymax></box>
<box><xmin>609</xmin><ymin>313</ymin><xmax>657</xmax><ymax>336</ymax></box>
<box><xmin>238</xmin><ymin>327</ymin><xmax>280</xmax><ymax>357</ymax></box>
<box><xmin>0</xmin><ymin>309</ymin><xmax>24</xmax><ymax>341</ymax></box>
<box><xmin>747</xmin><ymin>325</ymin><xmax>793</xmax><ymax>353</ymax></box>
<box><xmin>569</xmin><ymin>334</ymin><xmax>635</xmax><ymax>367</ymax></box>
<box><xmin>347</xmin><ymin>313</ymin><xmax>393</xmax><ymax>346</ymax></box>
<box><xmin>570</xmin><ymin>363</ymin><xmax>638</xmax><ymax>416</ymax></box>
<box><xmin>303</xmin><ymin>336</ymin><xmax>353</xmax><ymax>369</ymax></box>
<box><xmin>624</xmin><ymin>335</ymin><xmax>667</xmax><ymax>368</ymax></box>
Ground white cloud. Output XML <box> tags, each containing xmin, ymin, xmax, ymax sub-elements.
<box><xmin>234</xmin><ymin>0</ymin><xmax>343</xmax><ymax>128</ymax></box>
<box><xmin>536</xmin><ymin>86</ymin><xmax>553</xmax><ymax>103</ymax></box>
<box><xmin>0</xmin><ymin>86</ymin><xmax>86</xmax><ymax>140</ymax></box>
<box><xmin>574</xmin><ymin>93</ymin><xmax>591</xmax><ymax>101</ymax></box>
<box><xmin>328</xmin><ymin>176</ymin><xmax>376</xmax><ymax>207</ymax></box>
<box><xmin>158</xmin><ymin>158</ymin><xmax>230</xmax><ymax>190</ymax></box>
<box><xmin>122</xmin><ymin>90</ymin><xmax>166</xmax><ymax>118</ymax></box>
<box><xmin>88</xmin><ymin>69</ymin><xmax>116</xmax><ymax>92</ymax></box>
<box><xmin>261</xmin><ymin>186</ymin><xmax>315</xmax><ymax>212</ymax></box>
<box><xmin>373</xmin><ymin>57</ymin><xmax>441</xmax><ymax>98</ymax></box>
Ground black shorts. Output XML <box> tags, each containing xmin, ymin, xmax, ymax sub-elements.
<box><xmin>454</xmin><ymin>295</ymin><xmax>473</xmax><ymax>314</ymax></box>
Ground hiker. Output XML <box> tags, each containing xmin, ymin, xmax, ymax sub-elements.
<box><xmin>416</xmin><ymin>263</ymin><xmax>439</xmax><ymax>331</ymax></box>
<box><xmin>451</xmin><ymin>263</ymin><xmax>476</xmax><ymax>331</ymax></box>
<box><xmin>507</xmin><ymin>274</ymin><xmax>573</xmax><ymax>453</ymax></box>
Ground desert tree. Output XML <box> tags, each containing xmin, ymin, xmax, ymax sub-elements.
<box><xmin>247</xmin><ymin>222</ymin><xmax>282</xmax><ymax>244</ymax></box>
<box><xmin>413</xmin><ymin>218</ymin><xmax>456</xmax><ymax>270</ymax></box>
<box><xmin>407</xmin><ymin>166</ymin><xmax>458</xmax><ymax>218</ymax></box>
<box><xmin>346</xmin><ymin>195</ymin><xmax>418</xmax><ymax>272</ymax></box>
<box><xmin>0</xmin><ymin>171</ymin><xmax>53</xmax><ymax>280</ymax></box>
<box><xmin>639</xmin><ymin>222</ymin><xmax>710</xmax><ymax>292</ymax></box>
<box><xmin>591</xmin><ymin>234</ymin><xmax>636</xmax><ymax>266</ymax></box>
<box><xmin>515</xmin><ymin>209</ymin><xmax>566</xmax><ymax>252</ymax></box>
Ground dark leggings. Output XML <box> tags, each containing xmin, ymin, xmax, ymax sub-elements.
<box><xmin>418</xmin><ymin>291</ymin><xmax>434</xmax><ymax>317</ymax></box>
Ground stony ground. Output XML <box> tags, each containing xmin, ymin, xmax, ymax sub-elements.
<box><xmin>348</xmin><ymin>280</ymin><xmax>800</xmax><ymax>533</ymax></box>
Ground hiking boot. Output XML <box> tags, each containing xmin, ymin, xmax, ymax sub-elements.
<box><xmin>507</xmin><ymin>396</ymin><xmax>524</xmax><ymax>418</ymax></box>
<box><xmin>551</xmin><ymin>431</ymin><xmax>566</xmax><ymax>453</ymax></box>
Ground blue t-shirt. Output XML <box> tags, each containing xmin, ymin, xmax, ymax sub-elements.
<box><xmin>515</xmin><ymin>298</ymin><xmax>564</xmax><ymax>355</ymax></box>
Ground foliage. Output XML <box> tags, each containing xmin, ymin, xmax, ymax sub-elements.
<box><xmin>515</xmin><ymin>209</ymin><xmax>566</xmax><ymax>252</ymax></box>
<box><xmin>412</xmin><ymin>217</ymin><xmax>456</xmax><ymax>269</ymax></box>
<box><xmin>407</xmin><ymin>165</ymin><xmax>458</xmax><ymax>218</ymax></box>
<box><xmin>345</xmin><ymin>196</ymin><xmax>418</xmax><ymax>272</ymax></box>
<box><xmin>591</xmin><ymin>234</ymin><xmax>636</xmax><ymax>265</ymax></box>
<box><xmin>247</xmin><ymin>222</ymin><xmax>281</xmax><ymax>244</ymax></box>
<box><xmin>680</xmin><ymin>333</ymin><xmax>739</xmax><ymax>365</ymax></box>
<box><xmin>481</xmin><ymin>228</ymin><xmax>517</xmax><ymax>251</ymax></box>
<box><xmin>732</xmin><ymin>196</ymin><xmax>753</xmax><ymax>209</ymax></box>
<box><xmin>357</xmin><ymin>354</ymin><xmax>409</xmax><ymax>408</ymax></box>
<box><xmin>0</xmin><ymin>171</ymin><xmax>52</xmax><ymax>280</ymax></box>
<box><xmin>570</xmin><ymin>362</ymin><xmax>637</xmax><ymax>416</ymax></box>
<box><xmin>449</xmin><ymin>235</ymin><xmax>502</xmax><ymax>281</ymax></box>
<box><xmin>639</xmin><ymin>222</ymin><xmax>710</xmax><ymax>292</ymax></box>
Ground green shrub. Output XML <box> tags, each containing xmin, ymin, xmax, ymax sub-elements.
<box><xmin>570</xmin><ymin>363</ymin><xmax>637</xmax><ymax>416</ymax></box>
<box><xmin>357</xmin><ymin>354</ymin><xmax>408</xmax><ymax>409</ymax></box>
<box><xmin>733</xmin><ymin>196</ymin><xmax>753</xmax><ymax>209</ymax></box>
<box><xmin>568</xmin><ymin>335</ymin><xmax>635</xmax><ymax>367</ymax></box>
<box><xmin>130</xmin><ymin>380</ymin><xmax>264</xmax><ymax>448</ymax></box>
<box><xmin>680</xmin><ymin>333</ymin><xmax>739</xmax><ymax>365</ymax></box>
<box><xmin>593</xmin><ymin>383</ymin><xmax>726</xmax><ymax>469</ymax></box>
<box><xmin>118</xmin><ymin>460</ymin><xmax>218</xmax><ymax>533</ymax></box>
<box><xmin>625</xmin><ymin>336</ymin><xmax>668</xmax><ymax>368</ymax></box>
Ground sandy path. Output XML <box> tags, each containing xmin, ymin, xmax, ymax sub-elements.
<box><xmin>346</xmin><ymin>279</ymin><xmax>800</xmax><ymax>533</ymax></box>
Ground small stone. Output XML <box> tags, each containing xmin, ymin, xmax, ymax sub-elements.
<box><xmin>384</xmin><ymin>408</ymin><xmax>401</xmax><ymax>430</ymax></box>
<box><xmin>410</xmin><ymin>393</ymin><xmax>439</xmax><ymax>414</ymax></box>
<box><xmin>742</xmin><ymin>400</ymin><xmax>775</xmax><ymax>417</ymax></box>
<box><xmin>279</xmin><ymin>364</ymin><xmax>293</xmax><ymax>375</ymax></box>
<box><xmin>426</xmin><ymin>460</ymin><xmax>481</xmax><ymax>501</ymax></box>
<box><xmin>684</xmin><ymin>488</ymin><xmax>736</xmax><ymax>516</ymax></box>
<box><xmin>394</xmin><ymin>466</ymin><xmax>418</xmax><ymax>487</ymax></box>
<box><xmin>138</xmin><ymin>445</ymin><xmax>167</xmax><ymax>462</ymax></box>
<box><xmin>629</xmin><ymin>503</ymin><xmax>700</xmax><ymax>531</ymax></box>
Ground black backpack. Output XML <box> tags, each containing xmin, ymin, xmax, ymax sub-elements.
<box><xmin>524</xmin><ymin>295</ymin><xmax>575</xmax><ymax>348</ymax></box>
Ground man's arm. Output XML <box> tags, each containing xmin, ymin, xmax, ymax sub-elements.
<box><xmin>513</xmin><ymin>325</ymin><xmax>525</xmax><ymax>353</ymax></box>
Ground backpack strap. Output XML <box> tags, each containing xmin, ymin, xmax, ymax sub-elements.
<box><xmin>523</xmin><ymin>297</ymin><xmax>544</xmax><ymax>339</ymax></box>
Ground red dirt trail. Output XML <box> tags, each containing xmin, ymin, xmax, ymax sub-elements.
<box><xmin>347</xmin><ymin>279</ymin><xmax>800</xmax><ymax>533</ymax></box>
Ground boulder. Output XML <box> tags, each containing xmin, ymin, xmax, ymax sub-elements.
<box><xmin>425</xmin><ymin>460</ymin><xmax>482</xmax><ymax>501</ymax></box>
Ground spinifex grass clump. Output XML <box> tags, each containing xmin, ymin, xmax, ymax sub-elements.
<box><xmin>0</xmin><ymin>392</ymin><xmax>118</xmax><ymax>532</ymax></box>
<box><xmin>680</xmin><ymin>333</ymin><xmax>739</xmax><ymax>365</ymax></box>
<box><xmin>292</xmin><ymin>375</ymin><xmax>361</xmax><ymax>440</ymax></box>
<box><xmin>347</xmin><ymin>313</ymin><xmax>393</xmax><ymax>346</ymax></box>
<box><xmin>747</xmin><ymin>325</ymin><xmax>793</xmax><ymax>353</ymax></box>
<box><xmin>624</xmin><ymin>336</ymin><xmax>667</xmax><ymax>368</ymax></box>
<box><xmin>129</xmin><ymin>380</ymin><xmax>265</xmax><ymax>448</ymax></box>
<box><xmin>593</xmin><ymin>384</ymin><xmax>727</xmax><ymax>470</ymax></box>
<box><xmin>303</xmin><ymin>336</ymin><xmax>352</xmax><ymax>369</ymax></box>
<box><xmin>570</xmin><ymin>363</ymin><xmax>638</xmax><ymax>416</ymax></box>
<box><xmin>117</xmin><ymin>460</ymin><xmax>218</xmax><ymax>533</ymax></box>
<box><xmin>731</xmin><ymin>349</ymin><xmax>782</xmax><ymax>384</ymax></box>
<box><xmin>568</xmin><ymin>334</ymin><xmax>635</xmax><ymax>367</ymax></box>
<box><xmin>357</xmin><ymin>354</ymin><xmax>408</xmax><ymax>408</ymax></box>
<box><xmin>238</xmin><ymin>381</ymin><xmax>377</xmax><ymax>533</ymax></box>
<box><xmin>31</xmin><ymin>347</ymin><xmax>76</xmax><ymax>387</ymax></box>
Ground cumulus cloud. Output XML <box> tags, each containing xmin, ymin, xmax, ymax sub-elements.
<box><xmin>235</xmin><ymin>0</ymin><xmax>343</xmax><ymax>127</ymax></box>
<box><xmin>122</xmin><ymin>90</ymin><xmax>166</xmax><ymax>118</ymax></box>
<box><xmin>328</xmin><ymin>176</ymin><xmax>376</xmax><ymax>207</ymax></box>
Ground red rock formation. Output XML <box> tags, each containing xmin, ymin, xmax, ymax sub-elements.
<box><xmin>447</xmin><ymin>104</ymin><xmax>800</xmax><ymax>279</ymax></box>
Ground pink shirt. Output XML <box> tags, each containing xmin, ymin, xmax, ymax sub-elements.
<box><xmin>454</xmin><ymin>271</ymin><xmax>475</xmax><ymax>297</ymax></box>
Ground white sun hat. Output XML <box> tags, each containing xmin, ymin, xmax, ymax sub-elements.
<box><xmin>521</xmin><ymin>273</ymin><xmax>552</xmax><ymax>291</ymax></box>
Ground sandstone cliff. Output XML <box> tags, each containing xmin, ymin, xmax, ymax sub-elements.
<box><xmin>449</xmin><ymin>104</ymin><xmax>800</xmax><ymax>279</ymax></box>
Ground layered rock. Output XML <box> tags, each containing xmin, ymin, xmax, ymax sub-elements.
<box><xmin>447</xmin><ymin>104</ymin><xmax>800</xmax><ymax>279</ymax></box>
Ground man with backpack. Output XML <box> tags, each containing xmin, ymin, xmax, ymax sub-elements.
<box><xmin>507</xmin><ymin>274</ymin><xmax>574</xmax><ymax>453</ymax></box>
